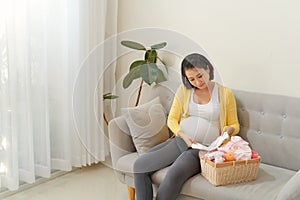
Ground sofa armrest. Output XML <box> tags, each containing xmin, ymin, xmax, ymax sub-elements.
<box><xmin>108</xmin><ymin>115</ymin><xmax>136</xmax><ymax>170</ymax></box>
<box><xmin>276</xmin><ymin>170</ymin><xmax>300</xmax><ymax>200</ymax></box>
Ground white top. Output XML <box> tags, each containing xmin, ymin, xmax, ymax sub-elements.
<box><xmin>180</xmin><ymin>85</ymin><xmax>220</xmax><ymax>145</ymax></box>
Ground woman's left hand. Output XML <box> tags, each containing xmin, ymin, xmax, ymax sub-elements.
<box><xmin>222</xmin><ymin>126</ymin><xmax>235</xmax><ymax>135</ymax></box>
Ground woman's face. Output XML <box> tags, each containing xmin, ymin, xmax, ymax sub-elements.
<box><xmin>185</xmin><ymin>67</ymin><xmax>210</xmax><ymax>89</ymax></box>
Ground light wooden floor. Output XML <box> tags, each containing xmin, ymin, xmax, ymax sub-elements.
<box><xmin>1</xmin><ymin>163</ymin><xmax>128</xmax><ymax>200</ymax></box>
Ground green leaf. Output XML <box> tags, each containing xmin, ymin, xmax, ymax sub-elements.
<box><xmin>151</xmin><ymin>42</ymin><xmax>167</xmax><ymax>50</ymax></box>
<box><xmin>155</xmin><ymin>68</ymin><xmax>167</xmax><ymax>84</ymax></box>
<box><xmin>145</xmin><ymin>50</ymin><xmax>157</xmax><ymax>63</ymax></box>
<box><xmin>140</xmin><ymin>63</ymin><xmax>158</xmax><ymax>85</ymax></box>
<box><xmin>106</xmin><ymin>95</ymin><xmax>119</xmax><ymax>100</ymax></box>
<box><xmin>130</xmin><ymin>60</ymin><xmax>146</xmax><ymax>71</ymax></box>
<box><xmin>103</xmin><ymin>93</ymin><xmax>118</xmax><ymax>100</ymax></box>
<box><xmin>121</xmin><ymin>40</ymin><xmax>146</xmax><ymax>50</ymax></box>
<box><xmin>122</xmin><ymin>66</ymin><xmax>141</xmax><ymax>88</ymax></box>
<box><xmin>103</xmin><ymin>93</ymin><xmax>112</xmax><ymax>98</ymax></box>
<box><xmin>156</xmin><ymin>56</ymin><xmax>168</xmax><ymax>73</ymax></box>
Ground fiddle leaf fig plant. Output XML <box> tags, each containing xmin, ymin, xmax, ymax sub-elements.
<box><xmin>121</xmin><ymin>40</ymin><xmax>168</xmax><ymax>106</ymax></box>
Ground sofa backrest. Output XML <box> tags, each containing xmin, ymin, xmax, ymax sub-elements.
<box><xmin>234</xmin><ymin>90</ymin><xmax>300</xmax><ymax>171</ymax></box>
<box><xmin>148</xmin><ymin>81</ymin><xmax>300</xmax><ymax>171</ymax></box>
<box><xmin>147</xmin><ymin>75</ymin><xmax>181</xmax><ymax>113</ymax></box>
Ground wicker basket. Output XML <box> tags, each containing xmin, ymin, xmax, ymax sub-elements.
<box><xmin>200</xmin><ymin>155</ymin><xmax>260</xmax><ymax>186</ymax></box>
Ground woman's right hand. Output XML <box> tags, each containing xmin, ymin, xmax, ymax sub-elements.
<box><xmin>177</xmin><ymin>131</ymin><xmax>195</xmax><ymax>147</ymax></box>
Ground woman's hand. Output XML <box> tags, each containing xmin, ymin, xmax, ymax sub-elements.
<box><xmin>222</xmin><ymin>126</ymin><xmax>235</xmax><ymax>136</ymax></box>
<box><xmin>177</xmin><ymin>131</ymin><xmax>195</xmax><ymax>147</ymax></box>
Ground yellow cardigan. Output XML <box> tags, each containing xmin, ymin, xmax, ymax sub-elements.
<box><xmin>167</xmin><ymin>83</ymin><xmax>240</xmax><ymax>137</ymax></box>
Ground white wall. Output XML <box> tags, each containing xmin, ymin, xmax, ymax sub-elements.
<box><xmin>117</xmin><ymin>0</ymin><xmax>300</xmax><ymax>98</ymax></box>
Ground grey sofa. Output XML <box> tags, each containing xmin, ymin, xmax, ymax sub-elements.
<box><xmin>109</xmin><ymin>82</ymin><xmax>300</xmax><ymax>200</ymax></box>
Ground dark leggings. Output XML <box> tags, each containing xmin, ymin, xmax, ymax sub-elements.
<box><xmin>133</xmin><ymin>137</ymin><xmax>201</xmax><ymax>200</ymax></box>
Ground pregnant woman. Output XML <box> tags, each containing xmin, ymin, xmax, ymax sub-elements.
<box><xmin>133</xmin><ymin>53</ymin><xmax>240</xmax><ymax>200</ymax></box>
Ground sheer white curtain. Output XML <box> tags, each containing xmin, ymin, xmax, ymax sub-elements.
<box><xmin>0</xmin><ymin>0</ymin><xmax>117</xmax><ymax>191</ymax></box>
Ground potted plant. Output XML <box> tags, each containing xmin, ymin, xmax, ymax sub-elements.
<box><xmin>121</xmin><ymin>40</ymin><xmax>168</xmax><ymax>106</ymax></box>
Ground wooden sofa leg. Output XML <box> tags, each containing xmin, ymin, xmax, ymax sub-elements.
<box><xmin>127</xmin><ymin>185</ymin><xmax>135</xmax><ymax>200</ymax></box>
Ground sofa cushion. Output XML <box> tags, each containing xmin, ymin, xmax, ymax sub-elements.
<box><xmin>151</xmin><ymin>163</ymin><xmax>296</xmax><ymax>200</ymax></box>
<box><xmin>121</xmin><ymin>97</ymin><xmax>169</xmax><ymax>154</ymax></box>
<box><xmin>276</xmin><ymin>170</ymin><xmax>300</xmax><ymax>200</ymax></box>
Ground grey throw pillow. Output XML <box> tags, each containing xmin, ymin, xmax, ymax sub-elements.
<box><xmin>121</xmin><ymin>97</ymin><xmax>169</xmax><ymax>154</ymax></box>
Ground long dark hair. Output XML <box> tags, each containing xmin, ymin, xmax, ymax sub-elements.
<box><xmin>181</xmin><ymin>53</ymin><xmax>214</xmax><ymax>89</ymax></box>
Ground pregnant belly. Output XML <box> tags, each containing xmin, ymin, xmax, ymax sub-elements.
<box><xmin>180</xmin><ymin>116</ymin><xmax>219</xmax><ymax>145</ymax></box>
